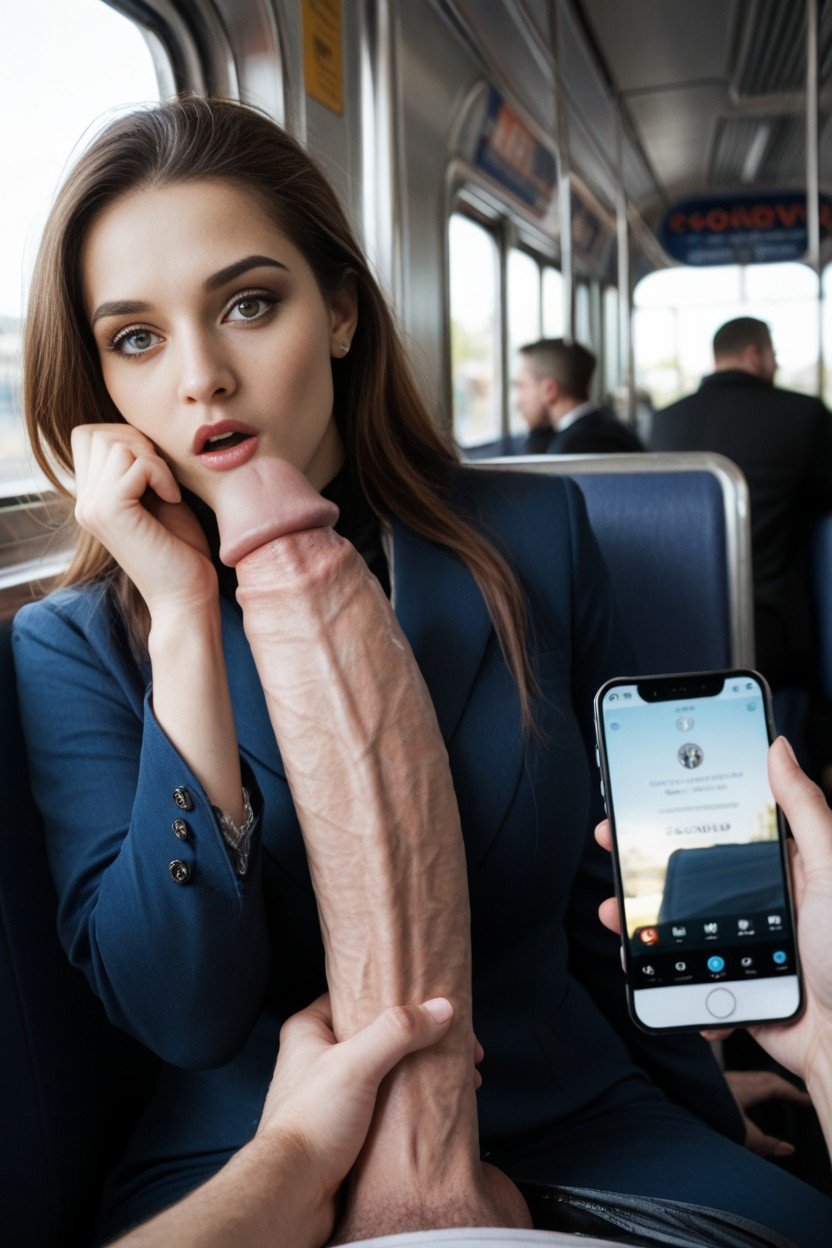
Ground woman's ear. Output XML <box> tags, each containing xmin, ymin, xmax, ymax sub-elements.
<box><xmin>329</xmin><ymin>272</ymin><xmax>358</xmax><ymax>359</ymax></box>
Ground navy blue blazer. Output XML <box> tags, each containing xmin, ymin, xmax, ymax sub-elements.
<box><xmin>12</xmin><ymin>468</ymin><xmax>741</xmax><ymax>1220</ymax></box>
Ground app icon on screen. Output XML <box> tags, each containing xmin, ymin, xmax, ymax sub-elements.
<box><xmin>707</xmin><ymin>956</ymin><xmax>725</xmax><ymax>973</ymax></box>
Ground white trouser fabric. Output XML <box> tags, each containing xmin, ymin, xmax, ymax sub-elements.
<box><xmin>349</xmin><ymin>1231</ymin><xmax>626</xmax><ymax>1248</ymax></box>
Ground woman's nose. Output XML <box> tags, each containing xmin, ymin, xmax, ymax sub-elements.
<box><xmin>176</xmin><ymin>335</ymin><xmax>237</xmax><ymax>405</ymax></box>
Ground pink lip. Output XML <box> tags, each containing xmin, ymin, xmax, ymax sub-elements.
<box><xmin>199</xmin><ymin>434</ymin><xmax>260</xmax><ymax>472</ymax></box>
<box><xmin>193</xmin><ymin>419</ymin><xmax>258</xmax><ymax>455</ymax></box>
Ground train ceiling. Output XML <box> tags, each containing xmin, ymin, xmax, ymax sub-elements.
<box><xmin>580</xmin><ymin>0</ymin><xmax>832</xmax><ymax>205</ymax></box>
<box><xmin>437</xmin><ymin>0</ymin><xmax>832</xmax><ymax>256</ymax></box>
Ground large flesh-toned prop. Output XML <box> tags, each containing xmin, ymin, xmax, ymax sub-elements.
<box><xmin>212</xmin><ymin>458</ymin><xmax>529</xmax><ymax>1241</ymax></box>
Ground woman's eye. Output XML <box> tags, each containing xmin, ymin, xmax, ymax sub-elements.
<box><xmin>113</xmin><ymin>328</ymin><xmax>160</xmax><ymax>356</ymax></box>
<box><xmin>226</xmin><ymin>294</ymin><xmax>275</xmax><ymax>322</ymax></box>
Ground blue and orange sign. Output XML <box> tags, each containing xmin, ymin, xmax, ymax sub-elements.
<box><xmin>660</xmin><ymin>192</ymin><xmax>832</xmax><ymax>265</ymax></box>
<box><xmin>474</xmin><ymin>89</ymin><xmax>556</xmax><ymax>217</ymax></box>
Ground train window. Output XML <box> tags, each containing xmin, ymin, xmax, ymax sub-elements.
<box><xmin>575</xmin><ymin>280</ymin><xmax>592</xmax><ymax>346</ymax></box>
<box><xmin>634</xmin><ymin>262</ymin><xmax>820</xmax><ymax>408</ymax></box>
<box><xmin>449</xmin><ymin>214</ymin><xmax>501</xmax><ymax>447</ymax></box>
<box><xmin>1</xmin><ymin>0</ymin><xmax>162</xmax><ymax>493</ymax></box>
<box><xmin>508</xmin><ymin>250</ymin><xmax>542</xmax><ymax>435</ymax></box>
<box><xmin>603</xmin><ymin>286</ymin><xmax>620</xmax><ymax>397</ymax></box>
<box><xmin>542</xmin><ymin>267</ymin><xmax>565</xmax><ymax>337</ymax></box>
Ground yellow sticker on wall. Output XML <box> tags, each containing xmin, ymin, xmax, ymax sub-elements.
<box><xmin>302</xmin><ymin>0</ymin><xmax>343</xmax><ymax>116</ymax></box>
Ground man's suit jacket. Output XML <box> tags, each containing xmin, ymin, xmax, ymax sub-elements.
<box><xmin>12</xmin><ymin>467</ymin><xmax>740</xmax><ymax>1231</ymax></box>
<box><xmin>650</xmin><ymin>370</ymin><xmax>832</xmax><ymax>686</ymax></box>
<box><xmin>521</xmin><ymin>406</ymin><xmax>644</xmax><ymax>456</ymax></box>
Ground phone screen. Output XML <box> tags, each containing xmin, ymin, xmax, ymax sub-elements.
<box><xmin>597</xmin><ymin>672</ymin><xmax>801</xmax><ymax>1031</ymax></box>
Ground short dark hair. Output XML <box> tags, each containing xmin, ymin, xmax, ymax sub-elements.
<box><xmin>712</xmin><ymin>317</ymin><xmax>772</xmax><ymax>359</ymax></box>
<box><xmin>519</xmin><ymin>338</ymin><xmax>595</xmax><ymax>400</ymax></box>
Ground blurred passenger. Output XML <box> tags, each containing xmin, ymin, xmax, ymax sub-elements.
<box><xmin>513</xmin><ymin>339</ymin><xmax>644</xmax><ymax>455</ymax></box>
<box><xmin>650</xmin><ymin>317</ymin><xmax>832</xmax><ymax>691</ymax></box>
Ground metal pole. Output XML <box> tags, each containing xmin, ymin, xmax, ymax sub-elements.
<box><xmin>499</xmin><ymin>220</ymin><xmax>511</xmax><ymax>442</ymax></box>
<box><xmin>615</xmin><ymin>103</ymin><xmax>634</xmax><ymax>424</ymax></box>
<box><xmin>806</xmin><ymin>0</ymin><xmax>823</xmax><ymax>395</ymax></box>
<box><xmin>550</xmin><ymin>0</ymin><xmax>574</xmax><ymax>337</ymax></box>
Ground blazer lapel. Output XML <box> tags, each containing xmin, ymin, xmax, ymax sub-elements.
<box><xmin>391</xmin><ymin>517</ymin><xmax>493</xmax><ymax>743</ymax></box>
<box><xmin>392</xmin><ymin>516</ymin><xmax>528</xmax><ymax>874</ymax></box>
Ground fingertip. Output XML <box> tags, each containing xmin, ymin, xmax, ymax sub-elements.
<box><xmin>422</xmin><ymin>997</ymin><xmax>454</xmax><ymax>1025</ymax></box>
<box><xmin>776</xmin><ymin>736</ymin><xmax>798</xmax><ymax>765</ymax></box>
<box><xmin>598</xmin><ymin>896</ymin><xmax>622</xmax><ymax>937</ymax></box>
<box><xmin>594</xmin><ymin>820</ymin><xmax>611</xmax><ymax>850</ymax></box>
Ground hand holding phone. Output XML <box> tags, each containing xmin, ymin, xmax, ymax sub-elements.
<box><xmin>594</xmin><ymin>671</ymin><xmax>802</xmax><ymax>1034</ymax></box>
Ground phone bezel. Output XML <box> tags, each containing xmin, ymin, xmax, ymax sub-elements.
<box><xmin>593</xmin><ymin>668</ymin><xmax>804</xmax><ymax>1035</ymax></box>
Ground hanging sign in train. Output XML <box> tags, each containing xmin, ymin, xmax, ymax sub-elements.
<box><xmin>660</xmin><ymin>192</ymin><xmax>832</xmax><ymax>265</ymax></box>
<box><xmin>474</xmin><ymin>89</ymin><xmax>557</xmax><ymax>217</ymax></box>
<box><xmin>571</xmin><ymin>181</ymin><xmax>614</xmax><ymax>267</ymax></box>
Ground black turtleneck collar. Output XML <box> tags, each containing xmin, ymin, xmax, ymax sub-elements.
<box><xmin>184</xmin><ymin>457</ymin><xmax>390</xmax><ymax>609</ymax></box>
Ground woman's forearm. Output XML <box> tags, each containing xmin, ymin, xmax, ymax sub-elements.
<box><xmin>148</xmin><ymin>606</ymin><xmax>245</xmax><ymax>823</ymax></box>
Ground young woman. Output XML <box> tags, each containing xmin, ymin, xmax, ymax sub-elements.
<box><xmin>15</xmin><ymin>96</ymin><xmax>832</xmax><ymax>1246</ymax></box>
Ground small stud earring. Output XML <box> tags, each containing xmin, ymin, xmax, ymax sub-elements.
<box><xmin>340</xmin><ymin>342</ymin><xmax>350</xmax><ymax>354</ymax></box>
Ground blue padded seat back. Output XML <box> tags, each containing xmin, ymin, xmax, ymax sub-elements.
<box><xmin>569</xmin><ymin>471</ymin><xmax>732</xmax><ymax>675</ymax></box>
<box><xmin>0</xmin><ymin>619</ymin><xmax>155</xmax><ymax>1247</ymax></box>
<box><xmin>813</xmin><ymin>514</ymin><xmax>832</xmax><ymax>703</ymax></box>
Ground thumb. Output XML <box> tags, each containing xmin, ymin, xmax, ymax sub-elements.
<box><xmin>335</xmin><ymin>998</ymin><xmax>454</xmax><ymax>1090</ymax></box>
<box><xmin>768</xmin><ymin>737</ymin><xmax>832</xmax><ymax>876</ymax></box>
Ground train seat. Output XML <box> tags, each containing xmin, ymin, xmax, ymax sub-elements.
<box><xmin>0</xmin><ymin>617</ymin><xmax>156</xmax><ymax>1248</ymax></box>
<box><xmin>813</xmin><ymin>514</ymin><xmax>832</xmax><ymax>705</ymax></box>
<box><xmin>472</xmin><ymin>452</ymin><xmax>753</xmax><ymax>675</ymax></box>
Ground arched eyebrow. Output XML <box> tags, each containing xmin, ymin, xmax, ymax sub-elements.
<box><xmin>204</xmin><ymin>254</ymin><xmax>289</xmax><ymax>292</ymax></box>
<box><xmin>91</xmin><ymin>255</ymin><xmax>289</xmax><ymax>325</ymax></box>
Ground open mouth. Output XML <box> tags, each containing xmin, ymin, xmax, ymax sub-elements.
<box><xmin>200</xmin><ymin>431</ymin><xmax>253</xmax><ymax>455</ymax></box>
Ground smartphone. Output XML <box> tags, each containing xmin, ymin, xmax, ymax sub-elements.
<box><xmin>594</xmin><ymin>670</ymin><xmax>802</xmax><ymax>1033</ymax></box>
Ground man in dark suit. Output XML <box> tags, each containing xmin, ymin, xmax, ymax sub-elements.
<box><xmin>650</xmin><ymin>316</ymin><xmax>832</xmax><ymax>690</ymax></box>
<box><xmin>513</xmin><ymin>338</ymin><xmax>644</xmax><ymax>455</ymax></box>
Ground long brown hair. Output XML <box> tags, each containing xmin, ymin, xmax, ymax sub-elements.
<box><xmin>23</xmin><ymin>96</ymin><xmax>538</xmax><ymax>731</ymax></box>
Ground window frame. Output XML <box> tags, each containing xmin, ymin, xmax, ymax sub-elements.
<box><xmin>105</xmin><ymin>0</ymin><xmax>238</xmax><ymax>98</ymax></box>
<box><xmin>448</xmin><ymin>208</ymin><xmax>504</xmax><ymax>449</ymax></box>
<box><xmin>447</xmin><ymin>189</ymin><xmax>562</xmax><ymax>449</ymax></box>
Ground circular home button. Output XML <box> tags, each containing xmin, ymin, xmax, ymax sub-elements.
<box><xmin>705</xmin><ymin>988</ymin><xmax>737</xmax><ymax>1020</ymax></box>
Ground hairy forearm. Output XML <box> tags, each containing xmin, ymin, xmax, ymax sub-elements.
<box><xmin>148</xmin><ymin>607</ymin><xmax>245</xmax><ymax>823</ymax></box>
<box><xmin>109</xmin><ymin>1130</ymin><xmax>326</xmax><ymax>1248</ymax></box>
<box><xmin>237</xmin><ymin>529</ymin><xmax>482</xmax><ymax>1213</ymax></box>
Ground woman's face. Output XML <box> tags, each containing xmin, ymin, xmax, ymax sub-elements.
<box><xmin>81</xmin><ymin>178</ymin><xmax>357</xmax><ymax>498</ymax></box>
